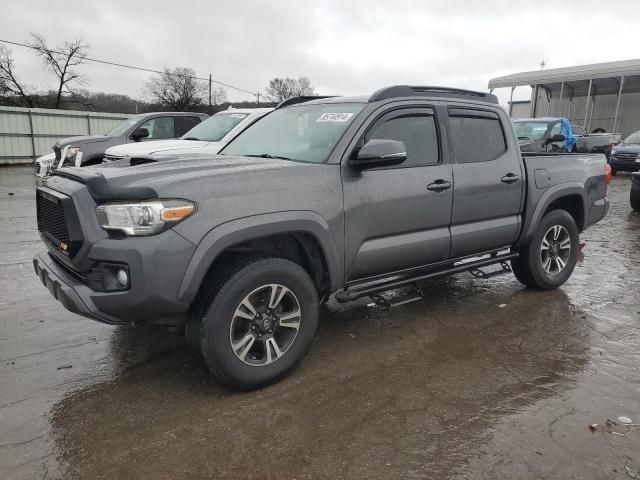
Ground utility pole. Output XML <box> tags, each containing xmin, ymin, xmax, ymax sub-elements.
<box><xmin>208</xmin><ymin>74</ymin><xmax>212</xmax><ymax>107</ymax></box>
<box><xmin>256</xmin><ymin>91</ymin><xmax>260</xmax><ymax>107</ymax></box>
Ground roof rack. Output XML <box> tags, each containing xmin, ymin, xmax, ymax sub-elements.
<box><xmin>369</xmin><ymin>85</ymin><xmax>499</xmax><ymax>104</ymax></box>
<box><xmin>276</xmin><ymin>95</ymin><xmax>337</xmax><ymax>109</ymax></box>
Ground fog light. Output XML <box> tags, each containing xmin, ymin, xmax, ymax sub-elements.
<box><xmin>116</xmin><ymin>269</ymin><xmax>129</xmax><ymax>287</ymax></box>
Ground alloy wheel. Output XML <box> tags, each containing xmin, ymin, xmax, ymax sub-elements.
<box><xmin>229</xmin><ymin>284</ymin><xmax>302</xmax><ymax>366</ymax></box>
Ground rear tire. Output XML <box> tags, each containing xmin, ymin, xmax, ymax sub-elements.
<box><xmin>511</xmin><ymin>210</ymin><xmax>579</xmax><ymax>290</ymax></box>
<box><xmin>187</xmin><ymin>255</ymin><xmax>318</xmax><ymax>390</ymax></box>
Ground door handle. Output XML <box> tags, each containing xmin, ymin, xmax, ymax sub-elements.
<box><xmin>501</xmin><ymin>173</ymin><xmax>520</xmax><ymax>184</ymax></box>
<box><xmin>427</xmin><ymin>179</ymin><xmax>452</xmax><ymax>192</ymax></box>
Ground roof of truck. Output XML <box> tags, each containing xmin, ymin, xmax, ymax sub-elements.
<box><xmin>287</xmin><ymin>86</ymin><xmax>499</xmax><ymax>107</ymax></box>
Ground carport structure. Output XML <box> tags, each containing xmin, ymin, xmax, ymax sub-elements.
<box><xmin>488</xmin><ymin>59</ymin><xmax>640</xmax><ymax>136</ymax></box>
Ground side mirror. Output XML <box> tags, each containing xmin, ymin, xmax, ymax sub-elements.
<box><xmin>131</xmin><ymin>127</ymin><xmax>150</xmax><ymax>140</ymax></box>
<box><xmin>546</xmin><ymin>134</ymin><xmax>565</xmax><ymax>144</ymax></box>
<box><xmin>349</xmin><ymin>139</ymin><xmax>407</xmax><ymax>169</ymax></box>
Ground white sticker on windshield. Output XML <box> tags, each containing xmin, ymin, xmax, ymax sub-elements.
<box><xmin>230</xmin><ymin>113</ymin><xmax>248</xmax><ymax>118</ymax></box>
<box><xmin>317</xmin><ymin>112</ymin><xmax>354</xmax><ymax>122</ymax></box>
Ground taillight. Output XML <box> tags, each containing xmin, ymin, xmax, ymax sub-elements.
<box><xmin>604</xmin><ymin>163</ymin><xmax>612</xmax><ymax>188</ymax></box>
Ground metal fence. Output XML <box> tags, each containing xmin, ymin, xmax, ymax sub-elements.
<box><xmin>0</xmin><ymin>106</ymin><xmax>130</xmax><ymax>165</ymax></box>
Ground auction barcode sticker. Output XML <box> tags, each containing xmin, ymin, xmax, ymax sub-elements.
<box><xmin>317</xmin><ymin>113</ymin><xmax>354</xmax><ymax>122</ymax></box>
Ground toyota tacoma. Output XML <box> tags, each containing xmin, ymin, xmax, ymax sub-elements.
<box><xmin>33</xmin><ymin>86</ymin><xmax>610</xmax><ymax>390</ymax></box>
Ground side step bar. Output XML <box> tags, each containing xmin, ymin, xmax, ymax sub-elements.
<box><xmin>335</xmin><ymin>252</ymin><xmax>519</xmax><ymax>303</ymax></box>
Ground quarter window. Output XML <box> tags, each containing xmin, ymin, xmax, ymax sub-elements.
<box><xmin>448</xmin><ymin>109</ymin><xmax>507</xmax><ymax>163</ymax></box>
<box><xmin>364</xmin><ymin>111</ymin><xmax>439</xmax><ymax>167</ymax></box>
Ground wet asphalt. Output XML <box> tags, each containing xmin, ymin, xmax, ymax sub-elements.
<box><xmin>0</xmin><ymin>165</ymin><xmax>639</xmax><ymax>480</ymax></box>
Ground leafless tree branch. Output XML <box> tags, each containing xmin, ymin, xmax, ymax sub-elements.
<box><xmin>28</xmin><ymin>34</ymin><xmax>89</xmax><ymax>108</ymax></box>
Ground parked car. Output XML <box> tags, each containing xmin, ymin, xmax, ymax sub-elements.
<box><xmin>35</xmin><ymin>112</ymin><xmax>209</xmax><ymax>177</ymax></box>
<box><xmin>33</xmin><ymin>85</ymin><xmax>609</xmax><ymax>390</ymax></box>
<box><xmin>514</xmin><ymin>117</ymin><xmax>619</xmax><ymax>157</ymax></box>
<box><xmin>610</xmin><ymin>130</ymin><xmax>640</xmax><ymax>175</ymax></box>
<box><xmin>631</xmin><ymin>173</ymin><xmax>640</xmax><ymax>211</ymax></box>
<box><xmin>102</xmin><ymin>108</ymin><xmax>271</xmax><ymax>164</ymax></box>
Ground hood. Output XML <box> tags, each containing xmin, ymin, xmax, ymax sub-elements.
<box><xmin>105</xmin><ymin>139</ymin><xmax>224</xmax><ymax>157</ymax></box>
<box><xmin>56</xmin><ymin>155</ymin><xmax>308</xmax><ymax>199</ymax></box>
<box><xmin>612</xmin><ymin>143</ymin><xmax>640</xmax><ymax>154</ymax></box>
<box><xmin>55</xmin><ymin>135</ymin><xmax>111</xmax><ymax>147</ymax></box>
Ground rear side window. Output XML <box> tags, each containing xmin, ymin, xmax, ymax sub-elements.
<box><xmin>365</xmin><ymin>110</ymin><xmax>439</xmax><ymax>167</ymax></box>
<box><xmin>448</xmin><ymin>109</ymin><xmax>506</xmax><ymax>163</ymax></box>
<box><xmin>177</xmin><ymin>116</ymin><xmax>202</xmax><ymax>136</ymax></box>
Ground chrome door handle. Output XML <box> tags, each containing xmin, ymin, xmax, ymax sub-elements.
<box><xmin>427</xmin><ymin>179</ymin><xmax>452</xmax><ymax>192</ymax></box>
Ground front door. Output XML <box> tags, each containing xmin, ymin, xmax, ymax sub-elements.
<box><xmin>342</xmin><ymin>106</ymin><xmax>453</xmax><ymax>281</ymax></box>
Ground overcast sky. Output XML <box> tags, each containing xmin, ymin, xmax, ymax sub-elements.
<box><xmin>2</xmin><ymin>0</ymin><xmax>639</xmax><ymax>107</ymax></box>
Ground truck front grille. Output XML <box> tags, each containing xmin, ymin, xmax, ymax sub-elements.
<box><xmin>37</xmin><ymin>192</ymin><xmax>70</xmax><ymax>246</ymax></box>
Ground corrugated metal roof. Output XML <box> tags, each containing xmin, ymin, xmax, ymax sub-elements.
<box><xmin>488</xmin><ymin>58</ymin><xmax>640</xmax><ymax>89</ymax></box>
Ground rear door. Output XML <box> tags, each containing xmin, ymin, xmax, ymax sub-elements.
<box><xmin>342</xmin><ymin>105</ymin><xmax>453</xmax><ymax>280</ymax></box>
<box><xmin>447</xmin><ymin>107</ymin><xmax>524</xmax><ymax>257</ymax></box>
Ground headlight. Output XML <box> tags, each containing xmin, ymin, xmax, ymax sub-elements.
<box><xmin>95</xmin><ymin>200</ymin><xmax>195</xmax><ymax>236</ymax></box>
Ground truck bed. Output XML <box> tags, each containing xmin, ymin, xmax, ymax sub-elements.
<box><xmin>518</xmin><ymin>152</ymin><xmax>608</xmax><ymax>245</ymax></box>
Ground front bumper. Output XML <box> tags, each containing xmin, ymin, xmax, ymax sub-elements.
<box><xmin>610</xmin><ymin>157</ymin><xmax>640</xmax><ymax>172</ymax></box>
<box><xmin>34</xmin><ymin>252</ymin><xmax>124</xmax><ymax>324</ymax></box>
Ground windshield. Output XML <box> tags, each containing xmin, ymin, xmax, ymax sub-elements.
<box><xmin>105</xmin><ymin>116</ymin><xmax>139</xmax><ymax>136</ymax></box>
<box><xmin>182</xmin><ymin>112</ymin><xmax>250</xmax><ymax>142</ymax></box>
<box><xmin>513</xmin><ymin>121</ymin><xmax>554</xmax><ymax>141</ymax></box>
<box><xmin>624</xmin><ymin>131</ymin><xmax>640</xmax><ymax>144</ymax></box>
<box><xmin>221</xmin><ymin>103</ymin><xmax>364</xmax><ymax>163</ymax></box>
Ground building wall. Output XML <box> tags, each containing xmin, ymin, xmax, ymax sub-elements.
<box><xmin>0</xmin><ymin>106</ymin><xmax>130</xmax><ymax>165</ymax></box>
<box><xmin>509</xmin><ymin>102</ymin><xmax>532</xmax><ymax>119</ymax></box>
<box><xmin>532</xmin><ymin>90</ymin><xmax>640</xmax><ymax>137</ymax></box>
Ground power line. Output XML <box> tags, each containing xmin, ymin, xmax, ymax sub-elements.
<box><xmin>0</xmin><ymin>38</ymin><xmax>258</xmax><ymax>97</ymax></box>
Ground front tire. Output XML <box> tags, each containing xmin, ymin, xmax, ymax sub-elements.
<box><xmin>511</xmin><ymin>210</ymin><xmax>580</xmax><ymax>290</ymax></box>
<box><xmin>187</xmin><ymin>255</ymin><xmax>318</xmax><ymax>390</ymax></box>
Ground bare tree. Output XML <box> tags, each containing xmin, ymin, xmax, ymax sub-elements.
<box><xmin>265</xmin><ymin>77</ymin><xmax>315</xmax><ymax>102</ymax></box>
<box><xmin>29</xmin><ymin>34</ymin><xmax>89</xmax><ymax>109</ymax></box>
<box><xmin>0</xmin><ymin>46</ymin><xmax>37</xmax><ymax>107</ymax></box>
<box><xmin>146</xmin><ymin>67</ymin><xmax>207</xmax><ymax>111</ymax></box>
<box><xmin>210</xmin><ymin>85</ymin><xmax>227</xmax><ymax>106</ymax></box>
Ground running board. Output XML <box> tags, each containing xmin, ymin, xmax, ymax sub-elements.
<box><xmin>469</xmin><ymin>261</ymin><xmax>512</xmax><ymax>279</ymax></box>
<box><xmin>335</xmin><ymin>252</ymin><xmax>518</xmax><ymax>303</ymax></box>
<box><xmin>370</xmin><ymin>284</ymin><xmax>424</xmax><ymax>308</ymax></box>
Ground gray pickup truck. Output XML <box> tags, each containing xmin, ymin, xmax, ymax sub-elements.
<box><xmin>33</xmin><ymin>86</ymin><xmax>610</xmax><ymax>390</ymax></box>
<box><xmin>36</xmin><ymin>111</ymin><xmax>208</xmax><ymax>177</ymax></box>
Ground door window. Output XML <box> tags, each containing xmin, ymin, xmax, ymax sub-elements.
<box><xmin>549</xmin><ymin>122</ymin><xmax>562</xmax><ymax>136</ymax></box>
<box><xmin>448</xmin><ymin>109</ymin><xmax>507</xmax><ymax>163</ymax></box>
<box><xmin>177</xmin><ymin>116</ymin><xmax>202</xmax><ymax>137</ymax></box>
<box><xmin>363</xmin><ymin>110</ymin><xmax>439</xmax><ymax>167</ymax></box>
<box><xmin>136</xmin><ymin>116</ymin><xmax>176</xmax><ymax>140</ymax></box>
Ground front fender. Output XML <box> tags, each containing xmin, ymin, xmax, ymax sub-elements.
<box><xmin>177</xmin><ymin>211</ymin><xmax>343</xmax><ymax>303</ymax></box>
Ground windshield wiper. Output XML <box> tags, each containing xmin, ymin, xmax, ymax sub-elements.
<box><xmin>245</xmin><ymin>153</ymin><xmax>294</xmax><ymax>160</ymax></box>
<box><xmin>183</xmin><ymin>137</ymin><xmax>200</xmax><ymax>141</ymax></box>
